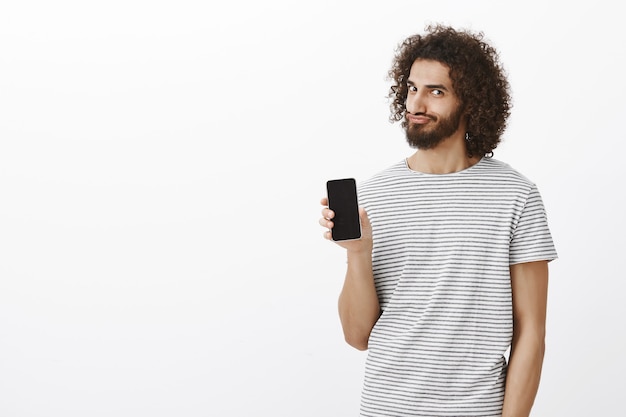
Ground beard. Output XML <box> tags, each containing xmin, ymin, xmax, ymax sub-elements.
<box><xmin>404</xmin><ymin>106</ymin><xmax>464</xmax><ymax>149</ymax></box>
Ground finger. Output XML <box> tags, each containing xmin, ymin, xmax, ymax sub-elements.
<box><xmin>359</xmin><ymin>207</ymin><xmax>368</xmax><ymax>221</ymax></box>
<box><xmin>359</xmin><ymin>207</ymin><xmax>371</xmax><ymax>229</ymax></box>
<box><xmin>320</xmin><ymin>207</ymin><xmax>334</xmax><ymax>219</ymax></box>
<box><xmin>323</xmin><ymin>230</ymin><xmax>332</xmax><ymax>240</ymax></box>
<box><xmin>319</xmin><ymin>217</ymin><xmax>334</xmax><ymax>228</ymax></box>
<box><xmin>320</xmin><ymin>197</ymin><xmax>329</xmax><ymax>206</ymax></box>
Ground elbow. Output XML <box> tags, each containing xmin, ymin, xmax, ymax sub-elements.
<box><xmin>343</xmin><ymin>331</ymin><xmax>370</xmax><ymax>351</ymax></box>
<box><xmin>535</xmin><ymin>325</ymin><xmax>547</xmax><ymax>357</ymax></box>
<box><xmin>345</xmin><ymin>335</ymin><xmax>369</xmax><ymax>351</ymax></box>
<box><xmin>512</xmin><ymin>322</ymin><xmax>546</xmax><ymax>357</ymax></box>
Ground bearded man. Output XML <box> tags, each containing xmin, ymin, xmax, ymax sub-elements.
<box><xmin>319</xmin><ymin>25</ymin><xmax>557</xmax><ymax>417</ymax></box>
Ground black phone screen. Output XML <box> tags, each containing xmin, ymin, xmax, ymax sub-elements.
<box><xmin>326</xmin><ymin>178</ymin><xmax>361</xmax><ymax>241</ymax></box>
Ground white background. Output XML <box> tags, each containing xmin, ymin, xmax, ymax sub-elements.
<box><xmin>1</xmin><ymin>1</ymin><xmax>624</xmax><ymax>416</ymax></box>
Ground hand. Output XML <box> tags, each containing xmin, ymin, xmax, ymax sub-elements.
<box><xmin>319</xmin><ymin>197</ymin><xmax>373</xmax><ymax>253</ymax></box>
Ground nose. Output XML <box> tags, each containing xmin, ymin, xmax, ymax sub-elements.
<box><xmin>405</xmin><ymin>90</ymin><xmax>426</xmax><ymax>114</ymax></box>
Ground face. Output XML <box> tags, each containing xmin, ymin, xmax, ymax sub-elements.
<box><xmin>404</xmin><ymin>59</ymin><xmax>465</xmax><ymax>149</ymax></box>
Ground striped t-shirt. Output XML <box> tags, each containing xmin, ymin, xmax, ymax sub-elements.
<box><xmin>356</xmin><ymin>157</ymin><xmax>557</xmax><ymax>417</ymax></box>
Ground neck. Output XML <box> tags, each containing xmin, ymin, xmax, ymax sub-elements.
<box><xmin>406</xmin><ymin>132</ymin><xmax>480</xmax><ymax>174</ymax></box>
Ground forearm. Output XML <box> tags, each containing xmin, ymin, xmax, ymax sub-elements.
<box><xmin>501</xmin><ymin>330</ymin><xmax>545</xmax><ymax>417</ymax></box>
<box><xmin>338</xmin><ymin>250</ymin><xmax>380</xmax><ymax>351</ymax></box>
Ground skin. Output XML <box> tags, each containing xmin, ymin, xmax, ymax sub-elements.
<box><xmin>319</xmin><ymin>59</ymin><xmax>549</xmax><ymax>416</ymax></box>
<box><xmin>404</xmin><ymin>59</ymin><xmax>479</xmax><ymax>174</ymax></box>
<box><xmin>503</xmin><ymin>261</ymin><xmax>549</xmax><ymax>417</ymax></box>
<box><xmin>319</xmin><ymin>200</ymin><xmax>378</xmax><ymax>350</ymax></box>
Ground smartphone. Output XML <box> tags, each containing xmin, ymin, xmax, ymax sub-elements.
<box><xmin>326</xmin><ymin>178</ymin><xmax>361</xmax><ymax>241</ymax></box>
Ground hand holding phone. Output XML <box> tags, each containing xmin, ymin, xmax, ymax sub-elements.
<box><xmin>326</xmin><ymin>178</ymin><xmax>361</xmax><ymax>241</ymax></box>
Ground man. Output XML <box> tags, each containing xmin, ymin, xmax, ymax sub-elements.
<box><xmin>319</xmin><ymin>25</ymin><xmax>557</xmax><ymax>417</ymax></box>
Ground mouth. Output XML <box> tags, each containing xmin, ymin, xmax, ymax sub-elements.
<box><xmin>407</xmin><ymin>114</ymin><xmax>435</xmax><ymax>125</ymax></box>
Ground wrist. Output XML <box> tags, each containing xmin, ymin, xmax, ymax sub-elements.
<box><xmin>346</xmin><ymin>247</ymin><xmax>372</xmax><ymax>262</ymax></box>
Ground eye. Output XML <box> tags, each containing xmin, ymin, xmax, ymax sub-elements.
<box><xmin>431</xmin><ymin>89</ymin><xmax>443</xmax><ymax>96</ymax></box>
<box><xmin>407</xmin><ymin>85</ymin><xmax>417</xmax><ymax>93</ymax></box>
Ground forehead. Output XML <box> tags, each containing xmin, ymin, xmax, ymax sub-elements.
<box><xmin>408</xmin><ymin>59</ymin><xmax>453</xmax><ymax>87</ymax></box>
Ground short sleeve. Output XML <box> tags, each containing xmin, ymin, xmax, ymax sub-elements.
<box><xmin>509</xmin><ymin>184</ymin><xmax>558</xmax><ymax>265</ymax></box>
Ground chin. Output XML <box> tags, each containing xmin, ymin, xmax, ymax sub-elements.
<box><xmin>406</xmin><ymin>130</ymin><xmax>445</xmax><ymax>150</ymax></box>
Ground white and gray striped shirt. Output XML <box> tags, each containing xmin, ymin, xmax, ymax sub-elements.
<box><xmin>357</xmin><ymin>157</ymin><xmax>557</xmax><ymax>417</ymax></box>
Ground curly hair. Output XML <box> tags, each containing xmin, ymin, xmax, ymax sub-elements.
<box><xmin>388</xmin><ymin>24</ymin><xmax>511</xmax><ymax>157</ymax></box>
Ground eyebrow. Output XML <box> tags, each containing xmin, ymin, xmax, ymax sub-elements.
<box><xmin>406</xmin><ymin>80</ymin><xmax>449</xmax><ymax>91</ymax></box>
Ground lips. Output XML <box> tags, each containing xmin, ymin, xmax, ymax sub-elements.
<box><xmin>407</xmin><ymin>114</ymin><xmax>435</xmax><ymax>124</ymax></box>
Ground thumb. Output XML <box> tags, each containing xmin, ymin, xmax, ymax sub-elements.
<box><xmin>358</xmin><ymin>207</ymin><xmax>371</xmax><ymax>231</ymax></box>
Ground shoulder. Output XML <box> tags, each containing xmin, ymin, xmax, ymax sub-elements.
<box><xmin>358</xmin><ymin>160</ymin><xmax>407</xmax><ymax>190</ymax></box>
<box><xmin>474</xmin><ymin>157</ymin><xmax>538</xmax><ymax>190</ymax></box>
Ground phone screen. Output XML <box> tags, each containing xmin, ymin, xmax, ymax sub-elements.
<box><xmin>326</xmin><ymin>178</ymin><xmax>361</xmax><ymax>241</ymax></box>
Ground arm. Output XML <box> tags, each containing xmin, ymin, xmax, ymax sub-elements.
<box><xmin>338</xmin><ymin>245</ymin><xmax>380</xmax><ymax>350</ymax></box>
<box><xmin>320</xmin><ymin>199</ymin><xmax>380</xmax><ymax>350</ymax></box>
<box><xmin>502</xmin><ymin>260</ymin><xmax>549</xmax><ymax>417</ymax></box>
